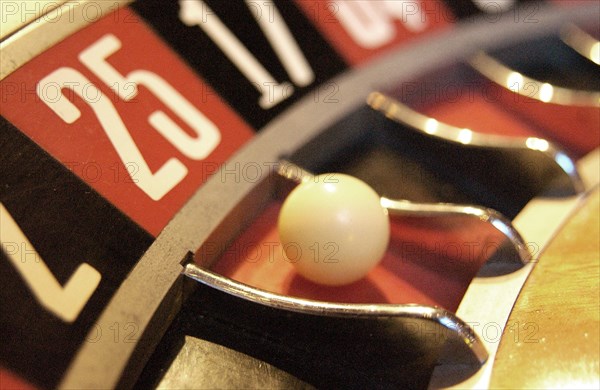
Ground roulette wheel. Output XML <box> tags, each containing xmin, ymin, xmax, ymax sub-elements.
<box><xmin>1</xmin><ymin>0</ymin><xmax>598</xmax><ymax>388</ymax></box>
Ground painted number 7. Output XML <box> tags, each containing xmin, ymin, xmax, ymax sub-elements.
<box><xmin>37</xmin><ymin>34</ymin><xmax>221</xmax><ymax>201</ymax></box>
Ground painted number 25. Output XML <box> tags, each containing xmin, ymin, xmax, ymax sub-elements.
<box><xmin>37</xmin><ymin>34</ymin><xmax>221</xmax><ymax>201</ymax></box>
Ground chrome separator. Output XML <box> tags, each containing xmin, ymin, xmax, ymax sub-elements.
<box><xmin>367</xmin><ymin>91</ymin><xmax>585</xmax><ymax>194</ymax></box>
<box><xmin>182</xmin><ymin>262</ymin><xmax>488</xmax><ymax>365</ymax></box>
<box><xmin>560</xmin><ymin>24</ymin><xmax>600</xmax><ymax>65</ymax></box>
<box><xmin>279</xmin><ymin>159</ymin><xmax>532</xmax><ymax>265</ymax></box>
<box><xmin>468</xmin><ymin>51</ymin><xmax>600</xmax><ymax>106</ymax></box>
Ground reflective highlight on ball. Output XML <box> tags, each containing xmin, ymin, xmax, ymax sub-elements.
<box><xmin>278</xmin><ymin>173</ymin><xmax>390</xmax><ymax>286</ymax></box>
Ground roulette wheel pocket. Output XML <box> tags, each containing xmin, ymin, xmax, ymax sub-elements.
<box><xmin>1</xmin><ymin>1</ymin><xmax>599</xmax><ymax>388</ymax></box>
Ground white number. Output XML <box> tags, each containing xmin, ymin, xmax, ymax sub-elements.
<box><xmin>37</xmin><ymin>34</ymin><xmax>221</xmax><ymax>201</ymax></box>
<box><xmin>245</xmin><ymin>0</ymin><xmax>314</xmax><ymax>87</ymax></box>
<box><xmin>78</xmin><ymin>35</ymin><xmax>221</xmax><ymax>161</ymax></box>
<box><xmin>333</xmin><ymin>0</ymin><xmax>427</xmax><ymax>49</ymax></box>
<box><xmin>0</xmin><ymin>203</ymin><xmax>101</xmax><ymax>323</ymax></box>
<box><xmin>179</xmin><ymin>0</ymin><xmax>315</xmax><ymax>109</ymax></box>
<box><xmin>37</xmin><ymin>67</ymin><xmax>187</xmax><ymax>201</ymax></box>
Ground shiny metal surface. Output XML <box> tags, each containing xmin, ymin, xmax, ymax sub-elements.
<box><xmin>367</xmin><ymin>91</ymin><xmax>585</xmax><ymax>194</ymax></box>
<box><xmin>278</xmin><ymin>160</ymin><xmax>531</xmax><ymax>264</ymax></box>
<box><xmin>468</xmin><ymin>51</ymin><xmax>600</xmax><ymax>106</ymax></box>
<box><xmin>560</xmin><ymin>24</ymin><xmax>600</xmax><ymax>65</ymax></box>
<box><xmin>0</xmin><ymin>0</ymin><xmax>68</xmax><ymax>41</ymax></box>
<box><xmin>490</xmin><ymin>187</ymin><xmax>600</xmax><ymax>389</ymax></box>
<box><xmin>0</xmin><ymin>0</ymin><xmax>134</xmax><ymax>80</ymax></box>
<box><xmin>182</xmin><ymin>263</ymin><xmax>488</xmax><ymax>365</ymax></box>
<box><xmin>277</xmin><ymin>159</ymin><xmax>314</xmax><ymax>184</ymax></box>
<box><xmin>429</xmin><ymin>151</ymin><xmax>600</xmax><ymax>389</ymax></box>
<box><xmin>380</xmin><ymin>197</ymin><xmax>531</xmax><ymax>264</ymax></box>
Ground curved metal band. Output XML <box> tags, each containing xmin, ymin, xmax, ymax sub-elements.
<box><xmin>560</xmin><ymin>24</ymin><xmax>600</xmax><ymax>65</ymax></box>
<box><xmin>469</xmin><ymin>51</ymin><xmax>600</xmax><ymax>106</ymax></box>
<box><xmin>183</xmin><ymin>262</ymin><xmax>488</xmax><ymax>365</ymax></box>
<box><xmin>381</xmin><ymin>197</ymin><xmax>531</xmax><ymax>264</ymax></box>
<box><xmin>278</xmin><ymin>159</ymin><xmax>533</xmax><ymax>264</ymax></box>
<box><xmin>368</xmin><ymin>91</ymin><xmax>585</xmax><ymax>194</ymax></box>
